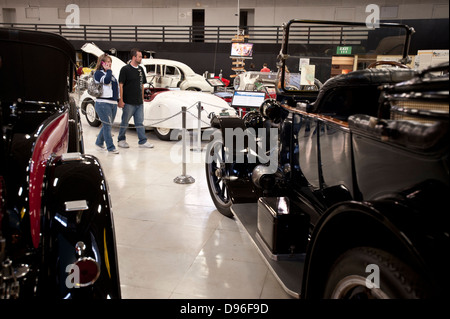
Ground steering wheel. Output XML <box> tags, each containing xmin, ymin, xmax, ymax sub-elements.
<box><xmin>367</xmin><ymin>61</ymin><xmax>410</xmax><ymax>69</ymax></box>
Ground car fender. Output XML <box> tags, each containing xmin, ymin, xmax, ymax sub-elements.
<box><xmin>302</xmin><ymin>183</ymin><xmax>450</xmax><ymax>298</ymax></box>
<box><xmin>145</xmin><ymin>101</ymin><xmax>181</xmax><ymax>129</ymax></box>
<box><xmin>145</xmin><ymin>91</ymin><xmax>234</xmax><ymax>129</ymax></box>
<box><xmin>39</xmin><ymin>152</ymin><xmax>121</xmax><ymax>298</ymax></box>
<box><xmin>180</xmin><ymin>76</ymin><xmax>213</xmax><ymax>92</ymax></box>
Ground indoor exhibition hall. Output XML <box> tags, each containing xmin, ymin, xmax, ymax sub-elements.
<box><xmin>0</xmin><ymin>0</ymin><xmax>448</xmax><ymax>305</ymax></box>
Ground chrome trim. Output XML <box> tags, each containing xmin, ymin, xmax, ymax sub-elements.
<box><xmin>61</xmin><ymin>152</ymin><xmax>83</xmax><ymax>161</ymax></box>
<box><xmin>65</xmin><ymin>200</ymin><xmax>88</xmax><ymax>212</ymax></box>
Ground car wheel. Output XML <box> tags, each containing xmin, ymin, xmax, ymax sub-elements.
<box><xmin>154</xmin><ymin>127</ymin><xmax>172</xmax><ymax>141</ymax></box>
<box><xmin>205</xmin><ymin>136</ymin><xmax>233</xmax><ymax>218</ymax></box>
<box><xmin>323</xmin><ymin>247</ymin><xmax>431</xmax><ymax>299</ymax></box>
<box><xmin>84</xmin><ymin>100</ymin><xmax>101</xmax><ymax>127</ymax></box>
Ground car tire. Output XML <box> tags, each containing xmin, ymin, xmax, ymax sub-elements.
<box><xmin>323</xmin><ymin>246</ymin><xmax>431</xmax><ymax>299</ymax></box>
<box><xmin>84</xmin><ymin>99</ymin><xmax>101</xmax><ymax>127</ymax></box>
<box><xmin>154</xmin><ymin>127</ymin><xmax>172</xmax><ymax>141</ymax></box>
<box><xmin>205</xmin><ymin>135</ymin><xmax>233</xmax><ymax>218</ymax></box>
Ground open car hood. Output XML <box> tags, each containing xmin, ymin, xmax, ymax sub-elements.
<box><xmin>81</xmin><ymin>42</ymin><xmax>126</xmax><ymax>79</ymax></box>
<box><xmin>0</xmin><ymin>28</ymin><xmax>76</xmax><ymax>103</ymax></box>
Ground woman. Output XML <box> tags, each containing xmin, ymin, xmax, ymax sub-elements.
<box><xmin>94</xmin><ymin>54</ymin><xmax>120</xmax><ymax>154</ymax></box>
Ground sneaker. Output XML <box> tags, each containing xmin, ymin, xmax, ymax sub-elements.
<box><xmin>139</xmin><ymin>141</ymin><xmax>154</xmax><ymax>148</ymax></box>
<box><xmin>108</xmin><ymin>148</ymin><xmax>119</xmax><ymax>154</ymax></box>
<box><xmin>95</xmin><ymin>144</ymin><xmax>106</xmax><ymax>151</ymax></box>
<box><xmin>118</xmin><ymin>140</ymin><xmax>129</xmax><ymax>148</ymax></box>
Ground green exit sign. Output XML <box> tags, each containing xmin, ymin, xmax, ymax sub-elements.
<box><xmin>337</xmin><ymin>46</ymin><xmax>352</xmax><ymax>55</ymax></box>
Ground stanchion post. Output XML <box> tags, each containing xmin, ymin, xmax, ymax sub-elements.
<box><xmin>197</xmin><ymin>101</ymin><xmax>202</xmax><ymax>151</ymax></box>
<box><xmin>191</xmin><ymin>101</ymin><xmax>202</xmax><ymax>152</ymax></box>
<box><xmin>174</xmin><ymin>106</ymin><xmax>195</xmax><ymax>184</ymax></box>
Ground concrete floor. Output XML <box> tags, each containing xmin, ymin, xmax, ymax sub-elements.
<box><xmin>80</xmin><ymin>114</ymin><xmax>293</xmax><ymax>299</ymax></box>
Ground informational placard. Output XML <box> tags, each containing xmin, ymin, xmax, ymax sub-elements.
<box><xmin>206</xmin><ymin>78</ymin><xmax>225</xmax><ymax>87</ymax></box>
<box><xmin>299</xmin><ymin>58</ymin><xmax>310</xmax><ymax>71</ymax></box>
<box><xmin>231</xmin><ymin>91</ymin><xmax>266</xmax><ymax>108</ymax></box>
<box><xmin>300</xmin><ymin>65</ymin><xmax>316</xmax><ymax>86</ymax></box>
<box><xmin>415</xmin><ymin>50</ymin><xmax>449</xmax><ymax>70</ymax></box>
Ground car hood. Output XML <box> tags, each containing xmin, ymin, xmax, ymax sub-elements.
<box><xmin>0</xmin><ymin>28</ymin><xmax>76</xmax><ymax>103</ymax></box>
<box><xmin>81</xmin><ymin>42</ymin><xmax>126</xmax><ymax>79</ymax></box>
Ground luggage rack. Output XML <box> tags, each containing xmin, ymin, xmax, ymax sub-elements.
<box><xmin>231</xmin><ymin>203</ymin><xmax>305</xmax><ymax>298</ymax></box>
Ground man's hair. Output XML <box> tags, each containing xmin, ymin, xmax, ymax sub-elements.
<box><xmin>130</xmin><ymin>48</ymin><xmax>141</xmax><ymax>58</ymax></box>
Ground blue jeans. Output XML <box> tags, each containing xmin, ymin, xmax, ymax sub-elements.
<box><xmin>95</xmin><ymin>101</ymin><xmax>118</xmax><ymax>151</ymax></box>
<box><xmin>118</xmin><ymin>103</ymin><xmax>148</xmax><ymax>145</ymax></box>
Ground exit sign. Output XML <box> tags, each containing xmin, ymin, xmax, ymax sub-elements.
<box><xmin>337</xmin><ymin>46</ymin><xmax>352</xmax><ymax>55</ymax></box>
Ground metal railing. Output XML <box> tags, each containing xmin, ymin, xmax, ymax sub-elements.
<box><xmin>0</xmin><ymin>23</ymin><xmax>368</xmax><ymax>45</ymax></box>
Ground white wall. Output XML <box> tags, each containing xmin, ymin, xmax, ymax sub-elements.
<box><xmin>1</xmin><ymin>0</ymin><xmax>448</xmax><ymax>25</ymax></box>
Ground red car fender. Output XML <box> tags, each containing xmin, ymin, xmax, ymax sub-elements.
<box><xmin>29</xmin><ymin>112</ymin><xmax>69</xmax><ymax>248</ymax></box>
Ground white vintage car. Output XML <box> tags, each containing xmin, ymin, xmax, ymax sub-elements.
<box><xmin>77</xmin><ymin>43</ymin><xmax>235</xmax><ymax>140</ymax></box>
<box><xmin>82</xmin><ymin>42</ymin><xmax>215</xmax><ymax>92</ymax></box>
<box><xmin>233</xmin><ymin>71</ymin><xmax>278</xmax><ymax>91</ymax></box>
<box><xmin>142</xmin><ymin>58</ymin><xmax>215</xmax><ymax>92</ymax></box>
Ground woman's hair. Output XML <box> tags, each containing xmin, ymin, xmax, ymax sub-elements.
<box><xmin>95</xmin><ymin>54</ymin><xmax>112</xmax><ymax>71</ymax></box>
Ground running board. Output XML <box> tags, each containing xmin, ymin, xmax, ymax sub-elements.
<box><xmin>231</xmin><ymin>203</ymin><xmax>304</xmax><ymax>299</ymax></box>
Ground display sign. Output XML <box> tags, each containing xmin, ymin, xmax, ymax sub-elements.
<box><xmin>231</xmin><ymin>91</ymin><xmax>266</xmax><ymax>108</ymax></box>
<box><xmin>206</xmin><ymin>78</ymin><xmax>225</xmax><ymax>87</ymax></box>
<box><xmin>231</xmin><ymin>43</ymin><xmax>254</xmax><ymax>58</ymax></box>
<box><xmin>336</xmin><ymin>46</ymin><xmax>352</xmax><ymax>55</ymax></box>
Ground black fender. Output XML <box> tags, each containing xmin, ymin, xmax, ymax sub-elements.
<box><xmin>39</xmin><ymin>152</ymin><xmax>121</xmax><ymax>299</ymax></box>
<box><xmin>302</xmin><ymin>180</ymin><xmax>450</xmax><ymax>299</ymax></box>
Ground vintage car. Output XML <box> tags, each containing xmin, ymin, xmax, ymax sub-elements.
<box><xmin>205</xmin><ymin>20</ymin><xmax>449</xmax><ymax>299</ymax></box>
<box><xmin>233</xmin><ymin>71</ymin><xmax>278</xmax><ymax>97</ymax></box>
<box><xmin>77</xmin><ymin>44</ymin><xmax>235</xmax><ymax>140</ymax></box>
<box><xmin>0</xmin><ymin>28</ymin><xmax>121</xmax><ymax>298</ymax></box>
<box><xmin>142</xmin><ymin>58</ymin><xmax>216</xmax><ymax>92</ymax></box>
<box><xmin>233</xmin><ymin>70</ymin><xmax>322</xmax><ymax>97</ymax></box>
<box><xmin>77</xmin><ymin>88</ymin><xmax>235</xmax><ymax>140</ymax></box>
<box><xmin>81</xmin><ymin>42</ymin><xmax>215</xmax><ymax>93</ymax></box>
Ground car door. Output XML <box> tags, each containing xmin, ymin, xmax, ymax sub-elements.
<box><xmin>161</xmin><ymin>65</ymin><xmax>182</xmax><ymax>88</ymax></box>
<box><xmin>146</xmin><ymin>64</ymin><xmax>163</xmax><ymax>87</ymax></box>
<box><xmin>315</xmin><ymin>86</ymin><xmax>360</xmax><ymax>203</ymax></box>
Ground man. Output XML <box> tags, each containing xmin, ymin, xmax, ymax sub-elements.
<box><xmin>260</xmin><ymin>63</ymin><xmax>270</xmax><ymax>72</ymax></box>
<box><xmin>117</xmin><ymin>48</ymin><xmax>154</xmax><ymax>149</ymax></box>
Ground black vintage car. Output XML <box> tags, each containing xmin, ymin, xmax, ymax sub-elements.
<box><xmin>206</xmin><ymin>20</ymin><xmax>449</xmax><ymax>299</ymax></box>
<box><xmin>0</xmin><ymin>28</ymin><xmax>120</xmax><ymax>298</ymax></box>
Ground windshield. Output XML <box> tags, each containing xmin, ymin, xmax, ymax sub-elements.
<box><xmin>278</xmin><ymin>20</ymin><xmax>414</xmax><ymax>94</ymax></box>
